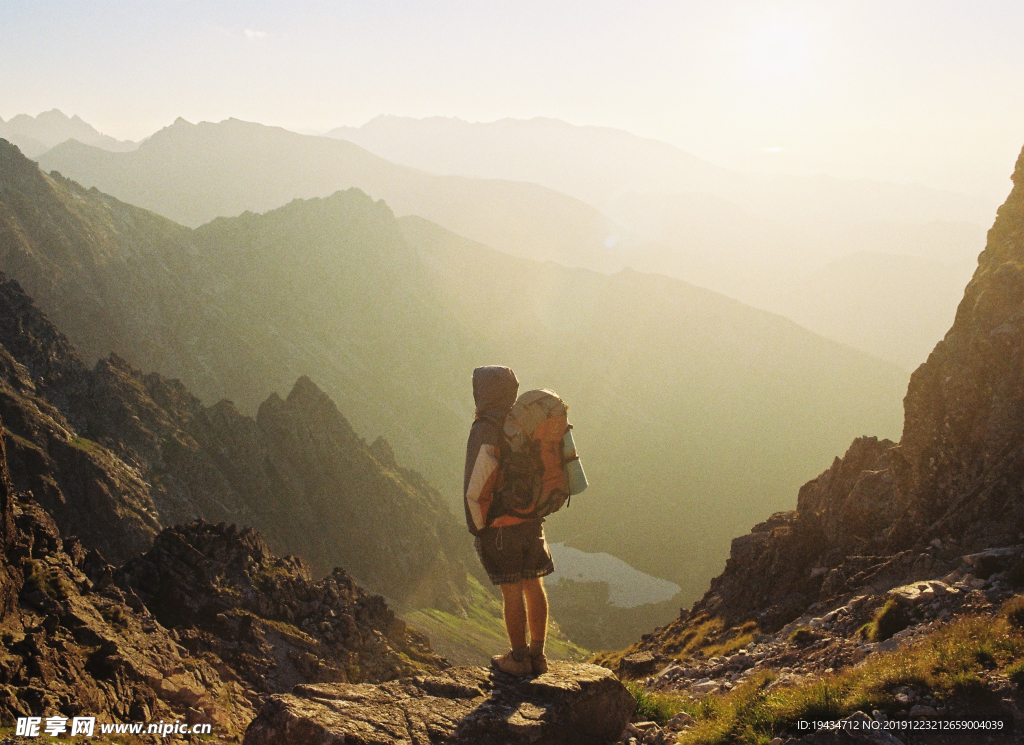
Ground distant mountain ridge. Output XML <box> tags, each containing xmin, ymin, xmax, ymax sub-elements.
<box><xmin>329</xmin><ymin>115</ymin><xmax>992</xmax><ymax>369</ymax></box>
<box><xmin>0</xmin><ymin>109</ymin><xmax>136</xmax><ymax>158</ymax></box>
<box><xmin>36</xmin><ymin>117</ymin><xmax>633</xmax><ymax>272</ymax></box>
<box><xmin>28</xmin><ymin>112</ymin><xmax>990</xmax><ymax>368</ymax></box>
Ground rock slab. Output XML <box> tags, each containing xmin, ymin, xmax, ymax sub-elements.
<box><xmin>243</xmin><ymin>662</ymin><xmax>635</xmax><ymax>745</ymax></box>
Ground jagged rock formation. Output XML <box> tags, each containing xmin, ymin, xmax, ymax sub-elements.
<box><xmin>243</xmin><ymin>662</ymin><xmax>634</xmax><ymax>745</ymax></box>
<box><xmin>117</xmin><ymin>521</ymin><xmax>444</xmax><ymax>699</ymax></box>
<box><xmin>0</xmin><ymin>269</ymin><xmax>471</xmax><ymax>610</ymax></box>
<box><xmin>0</xmin><ymin>420</ymin><xmax>255</xmax><ymax>734</ymax></box>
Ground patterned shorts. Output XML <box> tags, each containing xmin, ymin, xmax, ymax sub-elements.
<box><xmin>474</xmin><ymin>520</ymin><xmax>555</xmax><ymax>586</ymax></box>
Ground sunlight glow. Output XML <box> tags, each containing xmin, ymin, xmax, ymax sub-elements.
<box><xmin>749</xmin><ymin>21</ymin><xmax>809</xmax><ymax>84</ymax></box>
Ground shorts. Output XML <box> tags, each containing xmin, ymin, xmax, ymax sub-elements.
<box><xmin>474</xmin><ymin>520</ymin><xmax>555</xmax><ymax>586</ymax></box>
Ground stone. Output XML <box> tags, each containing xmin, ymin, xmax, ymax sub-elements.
<box><xmin>667</xmin><ymin>711</ymin><xmax>694</xmax><ymax>729</ymax></box>
<box><xmin>243</xmin><ymin>662</ymin><xmax>635</xmax><ymax>745</ymax></box>
<box><xmin>619</xmin><ymin>651</ymin><xmax>662</xmax><ymax>678</ymax></box>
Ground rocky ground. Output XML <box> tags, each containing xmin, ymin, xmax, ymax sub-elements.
<box><xmin>243</xmin><ymin>661</ymin><xmax>634</xmax><ymax>745</ymax></box>
<box><xmin>611</xmin><ymin>548</ymin><xmax>1024</xmax><ymax>744</ymax></box>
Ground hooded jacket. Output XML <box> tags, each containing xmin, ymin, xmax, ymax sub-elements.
<box><xmin>463</xmin><ymin>366</ymin><xmax>525</xmax><ymax>535</ymax></box>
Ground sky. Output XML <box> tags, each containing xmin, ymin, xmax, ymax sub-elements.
<box><xmin>2</xmin><ymin>0</ymin><xmax>1023</xmax><ymax>201</ymax></box>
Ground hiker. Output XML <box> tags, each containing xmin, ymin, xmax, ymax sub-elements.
<box><xmin>464</xmin><ymin>365</ymin><xmax>553</xmax><ymax>676</ymax></box>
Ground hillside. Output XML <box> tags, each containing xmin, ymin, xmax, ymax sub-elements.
<box><xmin>1</xmin><ymin>139</ymin><xmax>908</xmax><ymax>643</ymax></box>
<box><xmin>601</xmin><ymin>144</ymin><xmax>1024</xmax><ymax>742</ymax></box>
<box><xmin>0</xmin><ymin>263</ymin><xmax>472</xmax><ymax>614</ymax></box>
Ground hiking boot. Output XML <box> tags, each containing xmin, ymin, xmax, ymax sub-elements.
<box><xmin>491</xmin><ymin>649</ymin><xmax>532</xmax><ymax>676</ymax></box>
<box><xmin>531</xmin><ymin>652</ymin><xmax>548</xmax><ymax>675</ymax></box>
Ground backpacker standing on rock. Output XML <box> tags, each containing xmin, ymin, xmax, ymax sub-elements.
<box><xmin>463</xmin><ymin>366</ymin><xmax>587</xmax><ymax>676</ymax></box>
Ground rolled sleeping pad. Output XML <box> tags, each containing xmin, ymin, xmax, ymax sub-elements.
<box><xmin>562</xmin><ymin>429</ymin><xmax>589</xmax><ymax>495</ymax></box>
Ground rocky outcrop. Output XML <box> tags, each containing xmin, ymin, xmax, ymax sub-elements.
<box><xmin>0</xmin><ymin>420</ymin><xmax>255</xmax><ymax>736</ymax></box>
<box><xmin>117</xmin><ymin>520</ymin><xmax>444</xmax><ymax>698</ymax></box>
<box><xmin>0</xmin><ymin>411</ymin><xmax>447</xmax><ymax>738</ymax></box>
<box><xmin>242</xmin><ymin>662</ymin><xmax>634</xmax><ymax>745</ymax></box>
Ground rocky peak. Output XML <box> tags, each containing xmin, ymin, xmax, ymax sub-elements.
<box><xmin>369</xmin><ymin>435</ymin><xmax>399</xmax><ymax>469</ymax></box>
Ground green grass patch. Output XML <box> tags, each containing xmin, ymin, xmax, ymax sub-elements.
<box><xmin>626</xmin><ymin>680</ymin><xmax>687</xmax><ymax>724</ymax></box>
<box><xmin>69</xmin><ymin>435</ymin><xmax>104</xmax><ymax>457</ymax></box>
<box><xmin>659</xmin><ymin>602</ymin><xmax>1024</xmax><ymax>744</ymax></box>
<box><xmin>596</xmin><ymin>616</ymin><xmax>758</xmax><ymax>672</ymax></box>
<box><xmin>403</xmin><ymin>576</ymin><xmax>588</xmax><ymax>665</ymax></box>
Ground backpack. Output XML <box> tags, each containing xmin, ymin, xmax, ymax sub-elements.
<box><xmin>490</xmin><ymin>389</ymin><xmax>586</xmax><ymax>523</ymax></box>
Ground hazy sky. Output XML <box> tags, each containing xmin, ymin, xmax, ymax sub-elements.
<box><xmin>2</xmin><ymin>0</ymin><xmax>1023</xmax><ymax>199</ymax></box>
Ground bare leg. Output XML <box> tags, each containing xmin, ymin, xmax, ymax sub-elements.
<box><xmin>499</xmin><ymin>581</ymin><xmax>528</xmax><ymax>648</ymax></box>
<box><xmin>522</xmin><ymin>577</ymin><xmax>548</xmax><ymax>653</ymax></box>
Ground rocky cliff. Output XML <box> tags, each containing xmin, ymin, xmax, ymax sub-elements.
<box><xmin>0</xmin><ymin>419</ymin><xmax>256</xmax><ymax>734</ymax></box>
<box><xmin>117</xmin><ymin>521</ymin><xmax>444</xmax><ymax>697</ymax></box>
<box><xmin>674</xmin><ymin>144</ymin><xmax>1024</xmax><ymax>633</ymax></box>
<box><xmin>0</xmin><ymin>415</ymin><xmax>450</xmax><ymax>739</ymax></box>
<box><xmin>603</xmin><ymin>144</ymin><xmax>1024</xmax><ymax>744</ymax></box>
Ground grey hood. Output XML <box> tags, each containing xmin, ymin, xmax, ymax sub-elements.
<box><xmin>472</xmin><ymin>366</ymin><xmax>519</xmax><ymax>420</ymax></box>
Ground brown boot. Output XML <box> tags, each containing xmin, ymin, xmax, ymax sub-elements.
<box><xmin>491</xmin><ymin>648</ymin><xmax>531</xmax><ymax>676</ymax></box>
<box><xmin>530</xmin><ymin>652</ymin><xmax>548</xmax><ymax>675</ymax></box>
<box><xmin>529</xmin><ymin>639</ymin><xmax>548</xmax><ymax>675</ymax></box>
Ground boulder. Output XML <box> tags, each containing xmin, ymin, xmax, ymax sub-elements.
<box><xmin>243</xmin><ymin>662</ymin><xmax>635</xmax><ymax>745</ymax></box>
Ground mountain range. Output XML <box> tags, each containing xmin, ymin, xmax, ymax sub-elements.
<box><xmin>36</xmin><ymin>117</ymin><xmax>630</xmax><ymax>273</ymax></box>
<box><xmin>26</xmin><ymin>113</ymin><xmax>995</xmax><ymax>368</ymax></box>
<box><xmin>0</xmin><ymin>264</ymin><xmax>471</xmax><ymax>613</ymax></box>
<box><xmin>1</xmin><ymin>137</ymin><xmax>907</xmax><ymax>644</ymax></box>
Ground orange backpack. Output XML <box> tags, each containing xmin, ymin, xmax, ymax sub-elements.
<box><xmin>491</xmin><ymin>389</ymin><xmax>580</xmax><ymax>521</ymax></box>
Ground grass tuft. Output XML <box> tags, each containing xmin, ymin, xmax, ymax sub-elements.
<box><xmin>868</xmin><ymin>599</ymin><xmax>909</xmax><ymax>642</ymax></box>
<box><xmin>1002</xmin><ymin>594</ymin><xmax>1024</xmax><ymax>629</ymax></box>
<box><xmin>788</xmin><ymin>627</ymin><xmax>816</xmax><ymax>645</ymax></box>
